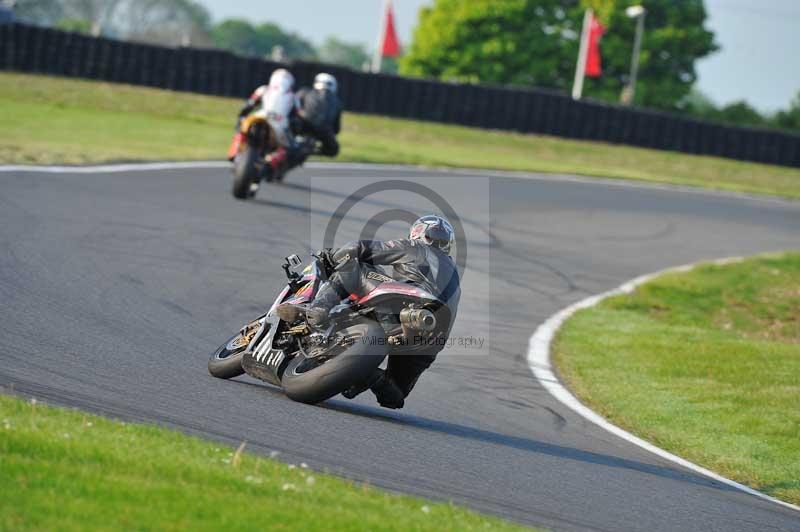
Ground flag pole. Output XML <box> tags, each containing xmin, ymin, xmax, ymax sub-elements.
<box><xmin>572</xmin><ymin>8</ymin><xmax>593</xmax><ymax>100</ymax></box>
<box><xmin>372</xmin><ymin>0</ymin><xmax>390</xmax><ymax>73</ymax></box>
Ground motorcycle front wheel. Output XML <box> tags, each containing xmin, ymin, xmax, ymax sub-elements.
<box><xmin>208</xmin><ymin>333</ymin><xmax>249</xmax><ymax>379</ymax></box>
<box><xmin>282</xmin><ymin>318</ymin><xmax>387</xmax><ymax>404</ymax></box>
<box><xmin>231</xmin><ymin>145</ymin><xmax>259</xmax><ymax>200</ymax></box>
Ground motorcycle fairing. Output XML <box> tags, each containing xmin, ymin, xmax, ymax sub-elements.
<box><xmin>242</xmin><ymin>261</ymin><xmax>323</xmax><ymax>385</ymax></box>
<box><xmin>357</xmin><ymin>282</ymin><xmax>441</xmax><ymax>305</ymax></box>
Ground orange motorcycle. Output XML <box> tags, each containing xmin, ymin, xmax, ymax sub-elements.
<box><xmin>227</xmin><ymin>112</ymin><xmax>280</xmax><ymax>200</ymax></box>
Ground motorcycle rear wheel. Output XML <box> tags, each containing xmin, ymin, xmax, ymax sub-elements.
<box><xmin>232</xmin><ymin>146</ymin><xmax>259</xmax><ymax>200</ymax></box>
<box><xmin>282</xmin><ymin>318</ymin><xmax>387</xmax><ymax>404</ymax></box>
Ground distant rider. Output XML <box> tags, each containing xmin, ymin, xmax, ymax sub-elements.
<box><xmin>293</xmin><ymin>73</ymin><xmax>342</xmax><ymax>160</ymax></box>
<box><xmin>229</xmin><ymin>68</ymin><xmax>297</xmax><ymax>180</ymax></box>
<box><xmin>277</xmin><ymin>215</ymin><xmax>460</xmax><ymax>409</ymax></box>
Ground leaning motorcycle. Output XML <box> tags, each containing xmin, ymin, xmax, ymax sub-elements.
<box><xmin>227</xmin><ymin>112</ymin><xmax>317</xmax><ymax>200</ymax></box>
<box><xmin>228</xmin><ymin>111</ymin><xmax>276</xmax><ymax>200</ymax></box>
<box><xmin>208</xmin><ymin>253</ymin><xmax>452</xmax><ymax>405</ymax></box>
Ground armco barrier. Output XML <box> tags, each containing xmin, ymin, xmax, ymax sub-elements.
<box><xmin>2</xmin><ymin>22</ymin><xmax>798</xmax><ymax>167</ymax></box>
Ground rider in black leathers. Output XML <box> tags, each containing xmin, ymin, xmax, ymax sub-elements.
<box><xmin>278</xmin><ymin>215</ymin><xmax>460</xmax><ymax>409</ymax></box>
<box><xmin>290</xmin><ymin>72</ymin><xmax>342</xmax><ymax>168</ymax></box>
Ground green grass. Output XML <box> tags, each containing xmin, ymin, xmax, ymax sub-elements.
<box><xmin>553</xmin><ymin>252</ymin><xmax>800</xmax><ymax>505</ymax></box>
<box><xmin>2</xmin><ymin>72</ymin><xmax>800</xmax><ymax>198</ymax></box>
<box><xmin>0</xmin><ymin>393</ymin><xmax>531</xmax><ymax>531</ymax></box>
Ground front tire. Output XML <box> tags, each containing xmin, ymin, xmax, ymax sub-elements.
<box><xmin>282</xmin><ymin>319</ymin><xmax>387</xmax><ymax>404</ymax></box>
<box><xmin>208</xmin><ymin>333</ymin><xmax>248</xmax><ymax>379</ymax></box>
<box><xmin>232</xmin><ymin>145</ymin><xmax>260</xmax><ymax>200</ymax></box>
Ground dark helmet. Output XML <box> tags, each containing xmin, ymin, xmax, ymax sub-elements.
<box><xmin>409</xmin><ymin>215</ymin><xmax>455</xmax><ymax>255</ymax></box>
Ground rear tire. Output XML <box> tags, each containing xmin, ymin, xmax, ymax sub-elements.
<box><xmin>282</xmin><ymin>319</ymin><xmax>387</xmax><ymax>404</ymax></box>
<box><xmin>232</xmin><ymin>146</ymin><xmax>259</xmax><ymax>200</ymax></box>
<box><xmin>208</xmin><ymin>334</ymin><xmax>247</xmax><ymax>379</ymax></box>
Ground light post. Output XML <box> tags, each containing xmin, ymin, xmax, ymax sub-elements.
<box><xmin>622</xmin><ymin>5</ymin><xmax>646</xmax><ymax>106</ymax></box>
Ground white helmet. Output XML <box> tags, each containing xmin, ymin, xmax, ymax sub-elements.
<box><xmin>313</xmin><ymin>72</ymin><xmax>338</xmax><ymax>93</ymax></box>
<box><xmin>269</xmin><ymin>68</ymin><xmax>295</xmax><ymax>92</ymax></box>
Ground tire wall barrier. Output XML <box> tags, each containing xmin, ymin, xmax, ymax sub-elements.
<box><xmin>2</xmin><ymin>23</ymin><xmax>798</xmax><ymax>168</ymax></box>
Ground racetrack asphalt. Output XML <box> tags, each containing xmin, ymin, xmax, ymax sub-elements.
<box><xmin>1</xmin><ymin>163</ymin><xmax>799</xmax><ymax>531</ymax></box>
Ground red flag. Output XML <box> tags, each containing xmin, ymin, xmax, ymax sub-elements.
<box><xmin>380</xmin><ymin>1</ymin><xmax>401</xmax><ymax>57</ymax></box>
<box><xmin>585</xmin><ymin>14</ymin><xmax>605</xmax><ymax>78</ymax></box>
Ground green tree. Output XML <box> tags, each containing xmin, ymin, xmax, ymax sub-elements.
<box><xmin>55</xmin><ymin>17</ymin><xmax>92</xmax><ymax>34</ymax></box>
<box><xmin>212</xmin><ymin>19</ymin><xmax>316</xmax><ymax>60</ymax></box>
<box><xmin>401</xmin><ymin>0</ymin><xmax>579</xmax><ymax>87</ymax></box>
<box><xmin>581</xmin><ymin>0</ymin><xmax>718</xmax><ymax>108</ymax></box>
<box><xmin>772</xmin><ymin>91</ymin><xmax>800</xmax><ymax>132</ymax></box>
<box><xmin>15</xmin><ymin>0</ymin><xmax>212</xmax><ymax>43</ymax></box>
<box><xmin>376</xmin><ymin>56</ymin><xmax>400</xmax><ymax>74</ymax></box>
<box><xmin>211</xmin><ymin>19</ymin><xmax>259</xmax><ymax>54</ymax></box>
<box><xmin>124</xmin><ymin>0</ymin><xmax>213</xmax><ymax>46</ymax></box>
<box><xmin>401</xmin><ymin>0</ymin><xmax>718</xmax><ymax>110</ymax></box>
<box><xmin>678</xmin><ymin>89</ymin><xmax>798</xmax><ymax>132</ymax></box>
<box><xmin>678</xmin><ymin>87</ymin><xmax>717</xmax><ymax>117</ymax></box>
<box><xmin>14</xmin><ymin>0</ymin><xmax>64</xmax><ymax>25</ymax></box>
<box><xmin>257</xmin><ymin>23</ymin><xmax>316</xmax><ymax>59</ymax></box>
<box><xmin>61</xmin><ymin>0</ymin><xmax>124</xmax><ymax>34</ymax></box>
<box><xmin>319</xmin><ymin>37</ymin><xmax>370</xmax><ymax>70</ymax></box>
<box><xmin>713</xmin><ymin>101</ymin><xmax>766</xmax><ymax>128</ymax></box>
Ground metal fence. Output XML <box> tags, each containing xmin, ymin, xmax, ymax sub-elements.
<box><xmin>2</xmin><ymin>22</ymin><xmax>798</xmax><ymax>168</ymax></box>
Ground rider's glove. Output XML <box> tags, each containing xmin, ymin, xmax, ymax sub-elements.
<box><xmin>317</xmin><ymin>248</ymin><xmax>337</xmax><ymax>275</ymax></box>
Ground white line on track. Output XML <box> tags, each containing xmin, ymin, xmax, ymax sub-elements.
<box><xmin>0</xmin><ymin>161</ymin><xmax>406</xmax><ymax>173</ymax></box>
<box><xmin>0</xmin><ymin>161</ymin><xmax>230</xmax><ymax>173</ymax></box>
<box><xmin>0</xmin><ymin>161</ymin><xmax>795</xmax><ymax>205</ymax></box>
<box><xmin>527</xmin><ymin>256</ymin><xmax>800</xmax><ymax>513</ymax></box>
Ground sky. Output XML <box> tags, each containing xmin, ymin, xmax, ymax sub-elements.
<box><xmin>202</xmin><ymin>0</ymin><xmax>800</xmax><ymax>113</ymax></box>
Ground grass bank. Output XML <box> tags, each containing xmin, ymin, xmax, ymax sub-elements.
<box><xmin>553</xmin><ymin>252</ymin><xmax>800</xmax><ymax>504</ymax></box>
<box><xmin>2</xmin><ymin>72</ymin><xmax>800</xmax><ymax>199</ymax></box>
<box><xmin>0</xmin><ymin>393</ymin><xmax>530</xmax><ymax>531</ymax></box>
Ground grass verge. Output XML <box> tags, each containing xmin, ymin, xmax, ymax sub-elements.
<box><xmin>553</xmin><ymin>252</ymin><xmax>800</xmax><ymax>505</ymax></box>
<box><xmin>2</xmin><ymin>72</ymin><xmax>800</xmax><ymax>199</ymax></box>
<box><xmin>0</xmin><ymin>393</ymin><xmax>530</xmax><ymax>531</ymax></box>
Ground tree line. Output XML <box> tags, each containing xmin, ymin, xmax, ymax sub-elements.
<box><xmin>12</xmin><ymin>0</ymin><xmax>371</xmax><ymax>69</ymax></box>
<box><xmin>399</xmin><ymin>0</ymin><xmax>799</xmax><ymax>133</ymax></box>
<box><xmin>682</xmin><ymin>89</ymin><xmax>800</xmax><ymax>133</ymax></box>
<box><xmin>11</xmin><ymin>0</ymin><xmax>799</xmax><ymax>133</ymax></box>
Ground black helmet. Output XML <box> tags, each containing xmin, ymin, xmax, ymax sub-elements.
<box><xmin>409</xmin><ymin>215</ymin><xmax>455</xmax><ymax>255</ymax></box>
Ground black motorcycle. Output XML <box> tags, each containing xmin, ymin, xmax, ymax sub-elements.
<box><xmin>208</xmin><ymin>253</ymin><xmax>452</xmax><ymax>405</ymax></box>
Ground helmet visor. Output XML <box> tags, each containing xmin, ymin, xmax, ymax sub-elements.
<box><xmin>423</xmin><ymin>225</ymin><xmax>453</xmax><ymax>253</ymax></box>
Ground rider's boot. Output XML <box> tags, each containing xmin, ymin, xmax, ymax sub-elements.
<box><xmin>276</xmin><ymin>281</ymin><xmax>343</xmax><ymax>329</ymax></box>
<box><xmin>342</xmin><ymin>370</ymin><xmax>405</xmax><ymax>409</ymax></box>
<box><xmin>342</xmin><ymin>369</ymin><xmax>384</xmax><ymax>399</ymax></box>
<box><xmin>370</xmin><ymin>373</ymin><xmax>405</xmax><ymax>409</ymax></box>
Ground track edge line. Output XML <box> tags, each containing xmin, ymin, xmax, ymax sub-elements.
<box><xmin>527</xmin><ymin>255</ymin><xmax>800</xmax><ymax>513</ymax></box>
<box><xmin>0</xmin><ymin>161</ymin><xmax>794</xmax><ymax>205</ymax></box>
